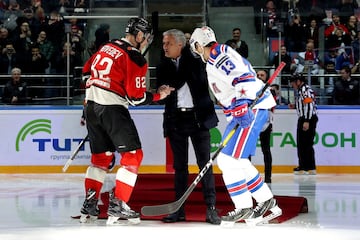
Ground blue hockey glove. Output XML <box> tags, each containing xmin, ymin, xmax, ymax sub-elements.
<box><xmin>230</xmin><ymin>103</ymin><xmax>254</xmax><ymax>129</ymax></box>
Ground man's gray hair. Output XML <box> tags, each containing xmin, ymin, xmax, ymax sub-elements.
<box><xmin>163</xmin><ymin>29</ymin><xmax>186</xmax><ymax>48</ymax></box>
<box><xmin>11</xmin><ymin>67</ymin><xmax>21</xmax><ymax>74</ymax></box>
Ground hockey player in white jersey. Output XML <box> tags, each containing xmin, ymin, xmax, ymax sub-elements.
<box><xmin>190</xmin><ymin>26</ymin><xmax>282</xmax><ymax>226</ymax></box>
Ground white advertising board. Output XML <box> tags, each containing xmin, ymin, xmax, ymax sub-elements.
<box><xmin>0</xmin><ymin>106</ymin><xmax>359</xmax><ymax>169</ymax></box>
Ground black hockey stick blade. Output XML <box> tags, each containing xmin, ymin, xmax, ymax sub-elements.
<box><xmin>141</xmin><ymin>125</ymin><xmax>239</xmax><ymax>216</ymax></box>
<box><xmin>141</xmin><ymin>159</ymin><xmax>214</xmax><ymax>216</ymax></box>
<box><xmin>140</xmin><ymin>182</ymin><xmax>197</xmax><ymax>216</ymax></box>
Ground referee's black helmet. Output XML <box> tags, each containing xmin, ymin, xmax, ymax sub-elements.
<box><xmin>290</xmin><ymin>73</ymin><xmax>305</xmax><ymax>82</ymax></box>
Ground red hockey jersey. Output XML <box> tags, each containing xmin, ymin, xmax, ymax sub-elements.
<box><xmin>83</xmin><ymin>38</ymin><xmax>159</xmax><ymax>106</ymax></box>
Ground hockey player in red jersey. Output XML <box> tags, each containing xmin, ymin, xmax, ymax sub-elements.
<box><xmin>79</xmin><ymin>17</ymin><xmax>173</xmax><ymax>224</ymax></box>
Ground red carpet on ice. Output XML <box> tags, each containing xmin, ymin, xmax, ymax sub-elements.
<box><xmin>77</xmin><ymin>174</ymin><xmax>308</xmax><ymax>223</ymax></box>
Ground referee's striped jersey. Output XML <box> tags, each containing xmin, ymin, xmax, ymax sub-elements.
<box><xmin>295</xmin><ymin>83</ymin><xmax>317</xmax><ymax>119</ymax></box>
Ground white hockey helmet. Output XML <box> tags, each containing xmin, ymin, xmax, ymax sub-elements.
<box><xmin>190</xmin><ymin>26</ymin><xmax>217</xmax><ymax>54</ymax></box>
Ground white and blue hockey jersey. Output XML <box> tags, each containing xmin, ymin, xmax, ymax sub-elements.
<box><xmin>206</xmin><ymin>43</ymin><xmax>276</xmax><ymax>120</ymax></box>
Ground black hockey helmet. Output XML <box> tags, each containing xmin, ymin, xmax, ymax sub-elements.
<box><xmin>290</xmin><ymin>72</ymin><xmax>305</xmax><ymax>82</ymax></box>
<box><xmin>125</xmin><ymin>17</ymin><xmax>152</xmax><ymax>36</ymax></box>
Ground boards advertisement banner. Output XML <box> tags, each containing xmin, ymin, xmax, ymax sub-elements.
<box><xmin>0</xmin><ymin>107</ymin><xmax>359</xmax><ymax>172</ymax></box>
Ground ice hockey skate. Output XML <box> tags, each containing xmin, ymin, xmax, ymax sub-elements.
<box><xmin>246</xmin><ymin>198</ymin><xmax>282</xmax><ymax>226</ymax></box>
<box><xmin>79</xmin><ymin>189</ymin><xmax>100</xmax><ymax>223</ymax></box>
<box><xmin>106</xmin><ymin>192</ymin><xmax>140</xmax><ymax>225</ymax></box>
<box><xmin>220</xmin><ymin>207</ymin><xmax>254</xmax><ymax>227</ymax></box>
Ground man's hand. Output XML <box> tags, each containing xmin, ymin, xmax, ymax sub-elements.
<box><xmin>303</xmin><ymin>122</ymin><xmax>309</xmax><ymax>131</ymax></box>
<box><xmin>80</xmin><ymin>116</ymin><xmax>86</xmax><ymax>126</ymax></box>
<box><xmin>158</xmin><ymin>85</ymin><xmax>174</xmax><ymax>100</ymax></box>
<box><xmin>11</xmin><ymin>96</ymin><xmax>18</xmax><ymax>104</ymax></box>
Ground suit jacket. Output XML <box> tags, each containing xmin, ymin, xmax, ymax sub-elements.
<box><xmin>156</xmin><ymin>46</ymin><xmax>218</xmax><ymax>137</ymax></box>
<box><xmin>225</xmin><ymin>39</ymin><xmax>249</xmax><ymax>59</ymax></box>
<box><xmin>305</xmin><ymin>26</ymin><xmax>319</xmax><ymax>48</ymax></box>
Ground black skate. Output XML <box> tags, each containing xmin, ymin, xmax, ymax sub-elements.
<box><xmin>80</xmin><ymin>189</ymin><xmax>99</xmax><ymax>223</ymax></box>
<box><xmin>220</xmin><ymin>207</ymin><xmax>254</xmax><ymax>227</ymax></box>
<box><xmin>106</xmin><ymin>192</ymin><xmax>140</xmax><ymax>225</ymax></box>
<box><xmin>246</xmin><ymin>198</ymin><xmax>282</xmax><ymax>226</ymax></box>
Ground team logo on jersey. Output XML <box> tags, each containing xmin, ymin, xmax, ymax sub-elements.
<box><xmin>211</xmin><ymin>48</ymin><xmax>218</xmax><ymax>56</ymax></box>
<box><xmin>239</xmin><ymin>88</ymin><xmax>247</xmax><ymax>96</ymax></box>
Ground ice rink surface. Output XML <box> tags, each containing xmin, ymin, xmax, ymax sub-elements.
<box><xmin>1</xmin><ymin>173</ymin><xmax>359</xmax><ymax>240</ymax></box>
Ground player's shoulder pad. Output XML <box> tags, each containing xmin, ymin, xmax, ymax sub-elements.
<box><xmin>110</xmin><ymin>39</ymin><xmax>147</xmax><ymax>67</ymax></box>
<box><xmin>209</xmin><ymin>43</ymin><xmax>229</xmax><ymax>60</ymax></box>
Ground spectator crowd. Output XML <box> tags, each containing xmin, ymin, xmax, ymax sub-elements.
<box><xmin>1</xmin><ymin>0</ymin><xmax>360</xmax><ymax>105</ymax></box>
<box><xmin>0</xmin><ymin>0</ymin><xmax>89</xmax><ymax>101</ymax></box>
<box><xmin>259</xmin><ymin>0</ymin><xmax>360</xmax><ymax>105</ymax></box>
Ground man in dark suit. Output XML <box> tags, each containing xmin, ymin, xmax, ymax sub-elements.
<box><xmin>156</xmin><ymin>29</ymin><xmax>220</xmax><ymax>225</ymax></box>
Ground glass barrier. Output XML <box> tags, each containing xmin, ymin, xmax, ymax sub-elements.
<box><xmin>1</xmin><ymin>0</ymin><xmax>359</xmax><ymax>106</ymax></box>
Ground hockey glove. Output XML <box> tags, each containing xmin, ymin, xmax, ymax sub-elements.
<box><xmin>230</xmin><ymin>102</ymin><xmax>254</xmax><ymax>129</ymax></box>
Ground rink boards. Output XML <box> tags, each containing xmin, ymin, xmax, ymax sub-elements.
<box><xmin>0</xmin><ymin>105</ymin><xmax>359</xmax><ymax>174</ymax></box>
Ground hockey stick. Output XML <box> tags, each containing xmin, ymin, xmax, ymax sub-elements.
<box><xmin>141</xmin><ymin>125</ymin><xmax>239</xmax><ymax>216</ymax></box>
<box><xmin>140</xmin><ymin>61</ymin><xmax>286</xmax><ymax>216</ymax></box>
<box><xmin>62</xmin><ymin>135</ymin><xmax>89</xmax><ymax>172</ymax></box>
<box><xmin>250</xmin><ymin>61</ymin><xmax>286</xmax><ymax>108</ymax></box>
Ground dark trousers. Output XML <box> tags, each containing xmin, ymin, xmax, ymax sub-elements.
<box><xmin>296</xmin><ymin>116</ymin><xmax>318</xmax><ymax>171</ymax></box>
<box><xmin>167</xmin><ymin>112</ymin><xmax>216</xmax><ymax>208</ymax></box>
<box><xmin>260</xmin><ymin>123</ymin><xmax>272</xmax><ymax>183</ymax></box>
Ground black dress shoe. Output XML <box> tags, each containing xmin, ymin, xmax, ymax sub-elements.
<box><xmin>162</xmin><ymin>211</ymin><xmax>186</xmax><ymax>223</ymax></box>
<box><xmin>293</xmin><ymin>167</ymin><xmax>303</xmax><ymax>171</ymax></box>
<box><xmin>206</xmin><ymin>206</ymin><xmax>221</xmax><ymax>225</ymax></box>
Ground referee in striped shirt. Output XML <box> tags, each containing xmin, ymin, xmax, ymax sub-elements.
<box><xmin>289</xmin><ymin>73</ymin><xmax>318</xmax><ymax>175</ymax></box>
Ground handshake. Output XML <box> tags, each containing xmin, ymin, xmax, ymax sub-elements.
<box><xmin>157</xmin><ymin>85</ymin><xmax>175</xmax><ymax>100</ymax></box>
